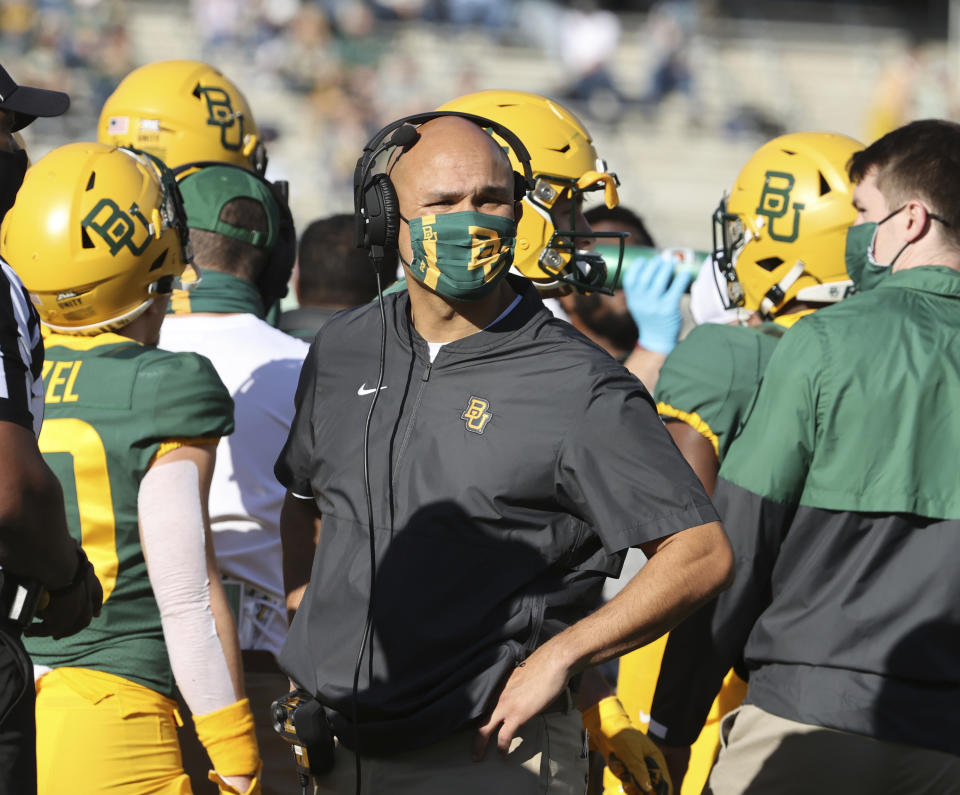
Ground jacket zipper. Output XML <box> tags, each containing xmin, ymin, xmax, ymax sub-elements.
<box><xmin>392</xmin><ymin>359</ymin><xmax>431</xmax><ymax>485</ymax></box>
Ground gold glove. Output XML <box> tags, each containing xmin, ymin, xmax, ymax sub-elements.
<box><xmin>582</xmin><ymin>695</ymin><xmax>672</xmax><ymax>795</ymax></box>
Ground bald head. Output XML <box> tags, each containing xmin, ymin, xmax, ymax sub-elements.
<box><xmin>392</xmin><ymin>117</ymin><xmax>514</xmax><ymax>211</ymax></box>
<box><xmin>390</xmin><ymin>117</ymin><xmax>519</xmax><ymax>275</ymax></box>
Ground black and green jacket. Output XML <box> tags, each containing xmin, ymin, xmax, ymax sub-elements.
<box><xmin>650</xmin><ymin>266</ymin><xmax>960</xmax><ymax>756</ymax></box>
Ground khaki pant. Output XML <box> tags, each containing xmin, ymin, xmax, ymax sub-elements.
<box><xmin>706</xmin><ymin>704</ymin><xmax>960</xmax><ymax>795</ymax></box>
<box><xmin>313</xmin><ymin>709</ymin><xmax>588</xmax><ymax>795</ymax></box>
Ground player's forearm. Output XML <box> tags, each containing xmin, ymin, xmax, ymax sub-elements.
<box><xmin>140</xmin><ymin>459</ymin><xmax>239</xmax><ymax>713</ymax></box>
<box><xmin>546</xmin><ymin>520</ymin><xmax>733</xmax><ymax>676</ymax></box>
<box><xmin>140</xmin><ymin>455</ymin><xmax>260</xmax><ymax>782</ymax></box>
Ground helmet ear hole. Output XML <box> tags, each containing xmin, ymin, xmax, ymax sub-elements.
<box><xmin>756</xmin><ymin>256</ymin><xmax>783</xmax><ymax>272</ymax></box>
<box><xmin>819</xmin><ymin>171</ymin><xmax>831</xmax><ymax>196</ymax></box>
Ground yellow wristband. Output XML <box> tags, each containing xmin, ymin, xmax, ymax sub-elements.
<box><xmin>193</xmin><ymin>698</ymin><xmax>261</xmax><ymax>777</ymax></box>
<box><xmin>582</xmin><ymin>695</ymin><xmax>631</xmax><ymax>739</ymax></box>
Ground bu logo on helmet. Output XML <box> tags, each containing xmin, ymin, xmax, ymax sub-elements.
<box><xmin>196</xmin><ymin>87</ymin><xmax>244</xmax><ymax>151</ymax></box>
<box><xmin>756</xmin><ymin>170</ymin><xmax>805</xmax><ymax>243</ymax></box>
<box><xmin>461</xmin><ymin>396</ymin><xmax>493</xmax><ymax>434</ymax></box>
<box><xmin>82</xmin><ymin>199</ymin><xmax>153</xmax><ymax>257</ymax></box>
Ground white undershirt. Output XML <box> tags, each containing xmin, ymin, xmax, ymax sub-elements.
<box><xmin>427</xmin><ymin>291</ymin><xmax>524</xmax><ymax>363</ymax></box>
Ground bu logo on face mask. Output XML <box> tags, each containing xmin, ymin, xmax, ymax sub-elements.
<box><xmin>461</xmin><ymin>396</ymin><xmax>493</xmax><ymax>434</ymax></box>
<box><xmin>82</xmin><ymin>199</ymin><xmax>153</xmax><ymax>257</ymax></box>
<box><xmin>467</xmin><ymin>226</ymin><xmax>505</xmax><ymax>276</ymax></box>
<box><xmin>756</xmin><ymin>170</ymin><xmax>805</xmax><ymax>243</ymax></box>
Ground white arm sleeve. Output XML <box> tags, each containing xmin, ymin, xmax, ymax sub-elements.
<box><xmin>138</xmin><ymin>459</ymin><xmax>237</xmax><ymax>716</ymax></box>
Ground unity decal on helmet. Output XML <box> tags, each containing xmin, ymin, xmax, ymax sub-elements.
<box><xmin>756</xmin><ymin>171</ymin><xmax>805</xmax><ymax>243</ymax></box>
<box><xmin>461</xmin><ymin>396</ymin><xmax>493</xmax><ymax>434</ymax></box>
<box><xmin>197</xmin><ymin>86</ymin><xmax>244</xmax><ymax>152</ymax></box>
<box><xmin>82</xmin><ymin>199</ymin><xmax>154</xmax><ymax>257</ymax></box>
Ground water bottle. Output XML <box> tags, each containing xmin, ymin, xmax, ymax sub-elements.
<box><xmin>595</xmin><ymin>245</ymin><xmax>708</xmax><ymax>291</ymax></box>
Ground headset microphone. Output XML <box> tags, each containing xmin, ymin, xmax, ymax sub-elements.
<box><xmin>388</xmin><ymin>124</ymin><xmax>419</xmax><ymax>149</ymax></box>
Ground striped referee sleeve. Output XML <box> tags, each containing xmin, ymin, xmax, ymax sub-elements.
<box><xmin>0</xmin><ymin>258</ymin><xmax>44</xmax><ymax>436</ymax></box>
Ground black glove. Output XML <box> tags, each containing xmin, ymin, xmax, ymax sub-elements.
<box><xmin>25</xmin><ymin>547</ymin><xmax>103</xmax><ymax>639</ymax></box>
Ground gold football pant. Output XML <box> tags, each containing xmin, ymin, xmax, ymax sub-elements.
<box><xmin>36</xmin><ymin>667</ymin><xmax>192</xmax><ymax>794</ymax></box>
<box><xmin>606</xmin><ymin>635</ymin><xmax>748</xmax><ymax>795</ymax></box>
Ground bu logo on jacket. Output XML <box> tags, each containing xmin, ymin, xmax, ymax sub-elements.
<box><xmin>461</xmin><ymin>396</ymin><xmax>492</xmax><ymax>434</ymax></box>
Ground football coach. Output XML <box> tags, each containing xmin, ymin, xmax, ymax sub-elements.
<box><xmin>275</xmin><ymin>113</ymin><xmax>733</xmax><ymax>794</ymax></box>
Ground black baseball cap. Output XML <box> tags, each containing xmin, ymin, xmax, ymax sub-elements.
<box><xmin>0</xmin><ymin>64</ymin><xmax>70</xmax><ymax>131</ymax></box>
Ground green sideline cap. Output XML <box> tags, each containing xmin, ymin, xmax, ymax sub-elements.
<box><xmin>179</xmin><ymin>165</ymin><xmax>279</xmax><ymax>250</ymax></box>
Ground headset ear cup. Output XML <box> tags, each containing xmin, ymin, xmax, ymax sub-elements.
<box><xmin>362</xmin><ymin>173</ymin><xmax>400</xmax><ymax>250</ymax></box>
<box><xmin>378</xmin><ymin>175</ymin><xmax>400</xmax><ymax>250</ymax></box>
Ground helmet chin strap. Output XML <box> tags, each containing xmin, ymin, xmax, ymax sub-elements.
<box><xmin>759</xmin><ymin>260</ymin><xmax>805</xmax><ymax>318</ymax></box>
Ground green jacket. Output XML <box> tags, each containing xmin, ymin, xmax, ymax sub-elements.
<box><xmin>650</xmin><ymin>266</ymin><xmax>960</xmax><ymax>755</ymax></box>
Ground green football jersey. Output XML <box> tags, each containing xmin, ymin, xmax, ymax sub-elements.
<box><xmin>26</xmin><ymin>332</ymin><xmax>234</xmax><ymax>697</ymax></box>
<box><xmin>655</xmin><ymin>320</ymin><xmax>793</xmax><ymax>462</ymax></box>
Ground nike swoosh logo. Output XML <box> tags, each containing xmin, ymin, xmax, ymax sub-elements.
<box><xmin>357</xmin><ymin>384</ymin><xmax>388</xmax><ymax>396</ymax></box>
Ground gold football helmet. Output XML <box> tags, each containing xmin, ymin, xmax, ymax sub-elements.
<box><xmin>714</xmin><ymin>131</ymin><xmax>864</xmax><ymax>318</ymax></box>
<box><xmin>438</xmin><ymin>90</ymin><xmax>623</xmax><ymax>293</ymax></box>
<box><xmin>1</xmin><ymin>142</ymin><xmax>190</xmax><ymax>334</ymax></box>
<box><xmin>98</xmin><ymin>60</ymin><xmax>265</xmax><ymax>174</ymax></box>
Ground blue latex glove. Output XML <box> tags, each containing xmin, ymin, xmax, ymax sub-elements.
<box><xmin>623</xmin><ymin>249</ymin><xmax>694</xmax><ymax>355</ymax></box>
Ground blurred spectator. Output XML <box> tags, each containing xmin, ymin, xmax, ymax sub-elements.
<box><xmin>191</xmin><ymin>0</ymin><xmax>246</xmax><ymax>58</ymax></box>
<box><xmin>278</xmin><ymin>212</ymin><xmax>397</xmax><ymax>340</ymax></box>
<box><xmin>560</xmin><ymin>0</ymin><xmax>623</xmax><ymax>122</ymax></box>
<box><xmin>640</xmin><ymin>0</ymin><xmax>696</xmax><ymax>116</ymax></box>
<box><xmin>863</xmin><ymin>43</ymin><xmax>955</xmax><ymax>143</ymax></box>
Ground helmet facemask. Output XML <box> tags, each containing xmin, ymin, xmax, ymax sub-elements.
<box><xmin>712</xmin><ymin>195</ymin><xmax>747</xmax><ymax>309</ymax></box>
<box><xmin>527</xmin><ymin>169</ymin><xmax>626</xmax><ymax>295</ymax></box>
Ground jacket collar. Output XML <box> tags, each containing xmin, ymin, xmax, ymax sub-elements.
<box><xmin>391</xmin><ymin>275</ymin><xmax>548</xmax><ymax>361</ymax></box>
<box><xmin>876</xmin><ymin>265</ymin><xmax>960</xmax><ymax>298</ymax></box>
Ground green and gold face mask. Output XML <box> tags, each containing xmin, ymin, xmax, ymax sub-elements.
<box><xmin>403</xmin><ymin>211</ymin><xmax>516</xmax><ymax>301</ymax></box>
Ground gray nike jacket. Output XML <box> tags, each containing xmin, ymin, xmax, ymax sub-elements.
<box><xmin>275</xmin><ymin>275</ymin><xmax>718</xmax><ymax>754</ymax></box>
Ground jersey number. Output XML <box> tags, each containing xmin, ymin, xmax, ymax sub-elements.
<box><xmin>38</xmin><ymin>418</ymin><xmax>119</xmax><ymax>603</ymax></box>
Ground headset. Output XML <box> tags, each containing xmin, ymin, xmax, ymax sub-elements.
<box><xmin>346</xmin><ymin>111</ymin><xmax>533</xmax><ymax>795</ymax></box>
<box><xmin>353</xmin><ymin>111</ymin><xmax>534</xmax><ymax>268</ymax></box>
<box><xmin>171</xmin><ymin>160</ymin><xmax>296</xmax><ymax>313</ymax></box>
